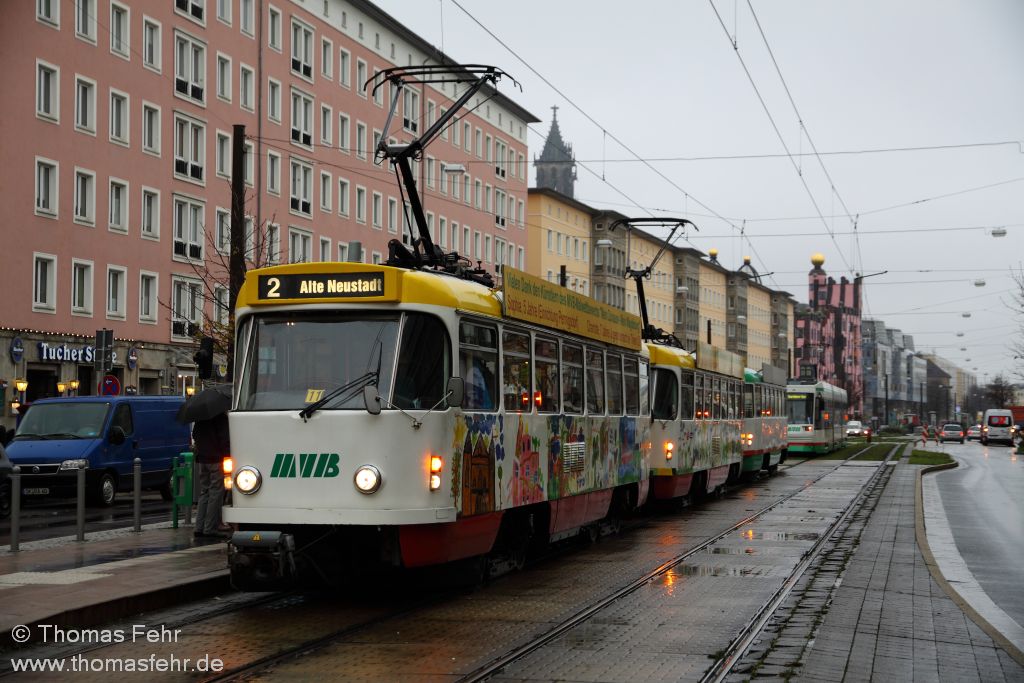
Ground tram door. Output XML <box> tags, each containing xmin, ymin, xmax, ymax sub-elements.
<box><xmin>462</xmin><ymin>430</ymin><xmax>494</xmax><ymax>516</ymax></box>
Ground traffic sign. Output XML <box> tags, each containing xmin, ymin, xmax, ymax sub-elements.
<box><xmin>98</xmin><ymin>374</ymin><xmax>121</xmax><ymax>396</ymax></box>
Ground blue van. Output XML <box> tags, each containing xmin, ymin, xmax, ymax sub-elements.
<box><xmin>6</xmin><ymin>396</ymin><xmax>191</xmax><ymax>506</ymax></box>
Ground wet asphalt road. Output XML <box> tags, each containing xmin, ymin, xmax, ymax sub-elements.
<box><xmin>0</xmin><ymin>494</ymin><xmax>173</xmax><ymax>545</ymax></box>
<box><xmin>933</xmin><ymin>438</ymin><xmax>1024</xmax><ymax>629</ymax></box>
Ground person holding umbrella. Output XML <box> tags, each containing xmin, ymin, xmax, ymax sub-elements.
<box><xmin>177</xmin><ymin>385</ymin><xmax>232</xmax><ymax>539</ymax></box>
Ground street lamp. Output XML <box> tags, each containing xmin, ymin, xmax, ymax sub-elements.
<box><xmin>14</xmin><ymin>378</ymin><xmax>28</xmax><ymax>406</ymax></box>
<box><xmin>57</xmin><ymin>381</ymin><xmax>67</xmax><ymax>395</ymax></box>
<box><xmin>69</xmin><ymin>379</ymin><xmax>79</xmax><ymax>396</ymax></box>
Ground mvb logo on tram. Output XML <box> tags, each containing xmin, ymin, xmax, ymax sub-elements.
<box><xmin>269</xmin><ymin>453</ymin><xmax>341</xmax><ymax>478</ymax></box>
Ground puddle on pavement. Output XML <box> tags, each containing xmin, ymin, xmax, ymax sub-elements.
<box><xmin>671</xmin><ymin>563</ymin><xmax>767</xmax><ymax>577</ymax></box>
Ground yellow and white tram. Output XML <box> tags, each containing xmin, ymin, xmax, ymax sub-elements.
<box><xmin>224</xmin><ymin>264</ymin><xmax>654</xmax><ymax>586</ymax></box>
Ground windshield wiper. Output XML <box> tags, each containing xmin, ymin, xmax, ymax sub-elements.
<box><xmin>12</xmin><ymin>433</ymin><xmax>42</xmax><ymax>441</ymax></box>
<box><xmin>43</xmin><ymin>433</ymin><xmax>82</xmax><ymax>440</ymax></box>
<box><xmin>299</xmin><ymin>370</ymin><xmax>378</xmax><ymax>421</ymax></box>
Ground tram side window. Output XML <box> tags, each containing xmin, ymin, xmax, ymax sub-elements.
<box><xmin>502</xmin><ymin>329</ymin><xmax>531</xmax><ymax>412</ymax></box>
<box><xmin>712</xmin><ymin>377</ymin><xmax>721</xmax><ymax>420</ymax></box>
<box><xmin>743</xmin><ymin>384</ymin><xmax>754</xmax><ymax>419</ymax></box>
<box><xmin>392</xmin><ymin>313</ymin><xmax>450</xmax><ymax>410</ymax></box>
<box><xmin>586</xmin><ymin>348</ymin><xmax>605</xmax><ymax>414</ymax></box>
<box><xmin>639</xmin><ymin>361</ymin><xmax>650</xmax><ymax>416</ymax></box>
<box><xmin>624</xmin><ymin>358</ymin><xmax>640</xmax><ymax>415</ymax></box>
<box><xmin>606</xmin><ymin>354</ymin><xmax>623</xmax><ymax>415</ymax></box>
<box><xmin>561</xmin><ymin>343</ymin><xmax>584</xmax><ymax>415</ymax></box>
<box><xmin>703</xmin><ymin>375</ymin><xmax>713</xmax><ymax>419</ymax></box>
<box><xmin>694</xmin><ymin>373</ymin><xmax>705</xmax><ymax>419</ymax></box>
<box><xmin>459</xmin><ymin>321</ymin><xmax>498</xmax><ymax>411</ymax></box>
<box><xmin>728</xmin><ymin>381</ymin><xmax>738</xmax><ymax>419</ymax></box>
<box><xmin>534</xmin><ymin>336</ymin><xmax>559</xmax><ymax>413</ymax></box>
<box><xmin>652</xmin><ymin>368</ymin><xmax>678</xmax><ymax>420</ymax></box>
<box><xmin>680</xmin><ymin>370</ymin><xmax>694</xmax><ymax>419</ymax></box>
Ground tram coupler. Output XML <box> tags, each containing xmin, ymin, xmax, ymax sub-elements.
<box><xmin>228</xmin><ymin>531</ymin><xmax>296</xmax><ymax>589</ymax></box>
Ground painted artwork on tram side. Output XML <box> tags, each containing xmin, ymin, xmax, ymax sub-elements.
<box><xmin>450</xmin><ymin>413</ymin><xmax>650</xmax><ymax>516</ymax></box>
<box><xmin>669</xmin><ymin>419</ymin><xmax>742</xmax><ymax>473</ymax></box>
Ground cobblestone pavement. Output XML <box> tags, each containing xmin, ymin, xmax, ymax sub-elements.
<box><xmin>728</xmin><ymin>459</ymin><xmax>1024</xmax><ymax>682</ymax></box>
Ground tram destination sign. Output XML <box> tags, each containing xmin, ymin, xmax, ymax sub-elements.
<box><xmin>257</xmin><ymin>272</ymin><xmax>385</xmax><ymax>300</ymax></box>
<box><xmin>501</xmin><ymin>267</ymin><xmax>642</xmax><ymax>350</ymax></box>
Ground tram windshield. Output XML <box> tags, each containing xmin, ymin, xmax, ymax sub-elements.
<box><xmin>786</xmin><ymin>392</ymin><xmax>814</xmax><ymax>425</ymax></box>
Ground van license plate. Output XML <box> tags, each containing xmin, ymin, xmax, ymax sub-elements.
<box><xmin>23</xmin><ymin>488</ymin><xmax>49</xmax><ymax>495</ymax></box>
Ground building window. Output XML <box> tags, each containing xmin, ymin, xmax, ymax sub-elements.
<box><xmin>76</xmin><ymin>0</ymin><xmax>96</xmax><ymax>41</ymax></box>
<box><xmin>239</xmin><ymin>0</ymin><xmax>254</xmax><ymax>36</ymax></box>
<box><xmin>371</xmin><ymin>191</ymin><xmax>382</xmax><ymax>229</ymax></box>
<box><xmin>173</xmin><ymin>196</ymin><xmax>204</xmax><ymax>261</ymax></box>
<box><xmin>494</xmin><ymin>139</ymin><xmax>507</xmax><ymax>178</ymax></box>
<box><xmin>174</xmin><ymin>115</ymin><xmax>205</xmax><ymax>182</ymax></box>
<box><xmin>289</xmin><ymin>159</ymin><xmax>312</xmax><ymax>215</ymax></box>
<box><xmin>72</xmin><ymin>260</ymin><xmax>93</xmax><ymax>315</ymax></box>
<box><xmin>262</xmin><ymin>80</ymin><xmax>279</xmax><ymax>123</ymax></box>
<box><xmin>141</xmin><ymin>188</ymin><xmax>159</xmax><ymax>238</ymax></box>
<box><xmin>75</xmin><ymin>76</ymin><xmax>95</xmax><ymax>133</ymax></box>
<box><xmin>142</xmin><ymin>18</ymin><xmax>161</xmax><ymax>71</ymax></box>
<box><xmin>320</xmin><ymin>104</ymin><xmax>332</xmax><ymax>146</ymax></box>
<box><xmin>320</xmin><ymin>171</ymin><xmax>332</xmax><ymax>212</ymax></box>
<box><xmin>142</xmin><ymin>103</ymin><xmax>160</xmax><ymax>154</ymax></box>
<box><xmin>356</xmin><ymin>59</ymin><xmax>367</xmax><ymax>98</ymax></box>
<box><xmin>337</xmin><ymin>112</ymin><xmax>350</xmax><ymax>153</ymax></box>
<box><xmin>240</xmin><ymin>64</ymin><xmax>254</xmax><ymax>110</ymax></box>
<box><xmin>37</xmin><ymin>0</ymin><xmax>60</xmax><ymax>26</ymax></box>
<box><xmin>214</xmin><ymin>285</ymin><xmax>229</xmax><ymax>325</ymax></box>
<box><xmin>321</xmin><ymin>38</ymin><xmax>333</xmax><ymax>79</ymax></box>
<box><xmin>338</xmin><ymin>178</ymin><xmax>350</xmax><ymax>216</ymax></box>
<box><xmin>216</xmin><ymin>54</ymin><xmax>231</xmax><ymax>100</ymax></box>
<box><xmin>106</xmin><ymin>266</ymin><xmax>127</xmax><ymax>319</ymax></box>
<box><xmin>33</xmin><ymin>253</ymin><xmax>57</xmax><ymax>312</ymax></box>
<box><xmin>403</xmin><ymin>89</ymin><xmax>419</xmax><ymax>133</ymax></box>
<box><xmin>291</xmin><ymin>20</ymin><xmax>313</xmax><ymax>79</ymax></box>
<box><xmin>174</xmin><ymin>0</ymin><xmax>205</xmax><ymax>23</ymax></box>
<box><xmin>109</xmin><ymin>179</ymin><xmax>128</xmax><ymax>232</ymax></box>
<box><xmin>36</xmin><ymin>61</ymin><xmax>59</xmax><ymax>121</ymax></box>
<box><xmin>495</xmin><ymin>188</ymin><xmax>507</xmax><ymax>227</ymax></box>
<box><xmin>174</xmin><ymin>32</ymin><xmax>206</xmax><ymax>103</ymax></box>
<box><xmin>290</xmin><ymin>89</ymin><xmax>313</xmax><ymax>147</ymax></box>
<box><xmin>215</xmin><ymin>208</ymin><xmax>230</xmax><ymax>253</ymax></box>
<box><xmin>289</xmin><ymin>228</ymin><xmax>312</xmax><ymax>263</ymax></box>
<box><xmin>268</xmin><ymin>6</ymin><xmax>281</xmax><ymax>49</ymax></box>
<box><xmin>171</xmin><ymin>279</ymin><xmax>203</xmax><ymax>338</ymax></box>
<box><xmin>265</xmin><ymin>223</ymin><xmax>280</xmax><ymax>264</ymax></box>
<box><xmin>109</xmin><ymin>90</ymin><xmax>129</xmax><ymax>145</ymax></box>
<box><xmin>355</xmin><ymin>186</ymin><xmax>366</xmax><ymax>223</ymax></box>
<box><xmin>35</xmin><ymin>158</ymin><xmax>58</xmax><ymax>217</ymax></box>
<box><xmin>387</xmin><ymin>197</ymin><xmax>398</xmax><ymax>234</ymax></box>
<box><xmin>355</xmin><ymin>122</ymin><xmax>367</xmax><ymax>159</ymax></box>
<box><xmin>339</xmin><ymin>49</ymin><xmax>350</xmax><ymax>88</ymax></box>
<box><xmin>216</xmin><ymin>131</ymin><xmax>230</xmax><ymax>177</ymax></box>
<box><xmin>267</xmin><ymin>151</ymin><xmax>280</xmax><ymax>194</ymax></box>
<box><xmin>110</xmin><ymin>2</ymin><xmax>129</xmax><ymax>57</ymax></box>
<box><xmin>216</xmin><ymin>0</ymin><xmax>230</xmax><ymax>23</ymax></box>
<box><xmin>74</xmin><ymin>168</ymin><xmax>95</xmax><ymax>225</ymax></box>
<box><xmin>139</xmin><ymin>272</ymin><xmax>158</xmax><ymax>323</ymax></box>
<box><xmin>319</xmin><ymin>237</ymin><xmax>331</xmax><ymax>261</ymax></box>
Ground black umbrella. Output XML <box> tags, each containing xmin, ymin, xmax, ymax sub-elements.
<box><xmin>176</xmin><ymin>384</ymin><xmax>232</xmax><ymax>424</ymax></box>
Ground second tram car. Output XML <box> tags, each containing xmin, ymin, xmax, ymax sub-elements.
<box><xmin>785</xmin><ymin>381</ymin><xmax>848</xmax><ymax>454</ymax></box>
<box><xmin>741</xmin><ymin>367</ymin><xmax>788</xmax><ymax>474</ymax></box>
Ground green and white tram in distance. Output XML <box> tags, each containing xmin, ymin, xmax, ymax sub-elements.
<box><xmin>785</xmin><ymin>380</ymin><xmax>848</xmax><ymax>455</ymax></box>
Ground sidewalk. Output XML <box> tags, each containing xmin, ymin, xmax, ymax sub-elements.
<box><xmin>0</xmin><ymin>523</ymin><xmax>229</xmax><ymax>645</ymax></box>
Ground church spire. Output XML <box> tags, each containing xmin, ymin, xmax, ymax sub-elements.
<box><xmin>534</xmin><ymin>105</ymin><xmax>577</xmax><ymax>198</ymax></box>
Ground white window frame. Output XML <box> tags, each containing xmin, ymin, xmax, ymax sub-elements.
<box><xmin>319</xmin><ymin>237</ymin><xmax>331</xmax><ymax>262</ymax></box>
<box><xmin>244</xmin><ymin>140</ymin><xmax>254</xmax><ymax>186</ymax></box>
<box><xmin>141</xmin><ymin>187</ymin><xmax>160</xmax><ymax>239</ymax></box>
<box><xmin>174</xmin><ymin>113</ymin><xmax>206</xmax><ymax>185</ymax></box>
<box><xmin>108</xmin><ymin>178</ymin><xmax>129</xmax><ymax>233</ymax></box>
<box><xmin>73</xmin><ymin>167</ymin><xmax>96</xmax><ymax>226</ymax></box>
<box><xmin>355</xmin><ymin>185</ymin><xmax>366</xmax><ymax>224</ymax></box>
<box><xmin>268</xmin><ymin>5</ymin><xmax>282</xmax><ymax>51</ymax></box>
<box><xmin>172</xmin><ymin>194</ymin><xmax>205</xmax><ymax>262</ymax></box>
<box><xmin>290</xmin><ymin>88</ymin><xmax>313</xmax><ymax>148</ymax></box>
<box><xmin>267</xmin><ymin>151</ymin><xmax>281</xmax><ymax>195</ymax></box>
<box><xmin>387</xmin><ymin>197</ymin><xmax>398</xmax><ymax>234</ymax></box>
<box><xmin>239</xmin><ymin>63</ymin><xmax>255</xmax><ymax>111</ymax></box>
<box><xmin>75</xmin><ymin>0</ymin><xmax>97</xmax><ymax>43</ymax></box>
<box><xmin>239</xmin><ymin>0</ymin><xmax>254</xmax><ymax>36</ymax></box>
<box><xmin>320</xmin><ymin>171</ymin><xmax>332</xmax><ymax>212</ymax></box>
<box><xmin>267</xmin><ymin>78</ymin><xmax>281</xmax><ymax>122</ymax></box>
<box><xmin>339</xmin><ymin>48</ymin><xmax>351</xmax><ymax>88</ymax></box>
<box><xmin>215</xmin><ymin>207</ymin><xmax>230</xmax><ymax>254</ymax></box>
<box><xmin>174</xmin><ymin>0</ymin><xmax>206</xmax><ymax>25</ymax></box>
<box><xmin>355</xmin><ymin>121</ymin><xmax>367</xmax><ymax>159</ymax></box>
<box><xmin>216</xmin><ymin>53</ymin><xmax>232</xmax><ymax>102</ymax></box>
<box><xmin>320</xmin><ymin>104</ymin><xmax>333</xmax><ymax>146</ymax></box>
<box><xmin>338</xmin><ymin>178</ymin><xmax>350</xmax><ymax>217</ymax></box>
<box><xmin>36</xmin><ymin>60</ymin><xmax>59</xmax><ymax>123</ymax></box>
<box><xmin>288</xmin><ymin>227</ymin><xmax>312</xmax><ymax>264</ymax></box>
<box><xmin>143</xmin><ymin>17</ymin><xmax>162</xmax><ymax>73</ymax></box>
<box><xmin>109</xmin><ymin>89</ymin><xmax>129</xmax><ymax>146</ymax></box>
<box><xmin>139</xmin><ymin>271</ymin><xmax>159</xmax><ymax>323</ymax></box>
<box><xmin>337</xmin><ymin>242</ymin><xmax>349</xmax><ymax>262</ymax></box>
<box><xmin>266</xmin><ymin>223</ymin><xmax>281</xmax><ymax>265</ymax></box>
<box><xmin>338</xmin><ymin>112</ymin><xmax>350</xmax><ymax>153</ymax></box>
<box><xmin>110</xmin><ymin>2</ymin><xmax>130</xmax><ymax>59</ymax></box>
<box><xmin>403</xmin><ymin>88</ymin><xmax>419</xmax><ymax>134</ymax></box>
<box><xmin>371</xmin><ymin>191</ymin><xmax>382</xmax><ymax>230</ymax></box>
<box><xmin>216</xmin><ymin>0</ymin><xmax>231</xmax><ymax>24</ymax></box>
<box><xmin>321</xmin><ymin>37</ymin><xmax>333</xmax><ymax>79</ymax></box>
<box><xmin>142</xmin><ymin>102</ymin><xmax>161</xmax><ymax>156</ymax></box>
<box><xmin>35</xmin><ymin>157</ymin><xmax>59</xmax><ymax>218</ymax></box>
<box><xmin>214</xmin><ymin>285</ymin><xmax>230</xmax><ymax>325</ymax></box>
<box><xmin>216</xmin><ymin>130</ymin><xmax>231</xmax><ymax>178</ymax></box>
<box><xmin>289</xmin><ymin>158</ymin><xmax>312</xmax><ymax>216</ymax></box>
<box><xmin>356</xmin><ymin>59</ymin><xmax>367</xmax><ymax>98</ymax></box>
<box><xmin>37</xmin><ymin>0</ymin><xmax>60</xmax><ymax>28</ymax></box>
<box><xmin>171</xmin><ymin>277</ymin><xmax>203</xmax><ymax>339</ymax></box>
<box><xmin>174</xmin><ymin>30</ymin><xmax>207</xmax><ymax>105</ymax></box>
<box><xmin>71</xmin><ymin>258</ymin><xmax>94</xmax><ymax>316</ymax></box>
<box><xmin>290</xmin><ymin>18</ymin><xmax>314</xmax><ymax>81</ymax></box>
<box><xmin>33</xmin><ymin>252</ymin><xmax>58</xmax><ymax>313</ymax></box>
<box><xmin>74</xmin><ymin>75</ymin><xmax>96</xmax><ymax>134</ymax></box>
<box><xmin>105</xmin><ymin>265</ymin><xmax>127</xmax><ymax>320</ymax></box>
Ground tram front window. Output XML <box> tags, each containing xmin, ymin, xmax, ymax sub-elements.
<box><xmin>786</xmin><ymin>392</ymin><xmax>813</xmax><ymax>425</ymax></box>
<box><xmin>238</xmin><ymin>313</ymin><xmax>399</xmax><ymax>411</ymax></box>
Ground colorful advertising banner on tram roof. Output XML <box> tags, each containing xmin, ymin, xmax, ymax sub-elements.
<box><xmin>501</xmin><ymin>268</ymin><xmax>642</xmax><ymax>350</ymax></box>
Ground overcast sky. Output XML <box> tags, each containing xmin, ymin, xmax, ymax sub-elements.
<box><xmin>374</xmin><ymin>0</ymin><xmax>1024</xmax><ymax>385</ymax></box>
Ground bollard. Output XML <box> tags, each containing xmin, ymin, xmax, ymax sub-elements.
<box><xmin>76</xmin><ymin>465</ymin><xmax>87</xmax><ymax>542</ymax></box>
<box><xmin>10</xmin><ymin>466</ymin><xmax>20</xmax><ymax>553</ymax></box>
<box><xmin>171</xmin><ymin>455</ymin><xmax>179</xmax><ymax>528</ymax></box>
<box><xmin>133</xmin><ymin>457</ymin><xmax>142</xmax><ymax>532</ymax></box>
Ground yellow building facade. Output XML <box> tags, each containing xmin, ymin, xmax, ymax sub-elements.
<box><xmin>526</xmin><ymin>188</ymin><xmax>594</xmax><ymax>295</ymax></box>
<box><xmin>746</xmin><ymin>281</ymin><xmax>773</xmax><ymax>371</ymax></box>
<box><xmin>698</xmin><ymin>253</ymin><xmax>728</xmax><ymax>348</ymax></box>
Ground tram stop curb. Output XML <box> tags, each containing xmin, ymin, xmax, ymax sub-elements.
<box><xmin>914</xmin><ymin>461</ymin><xmax>1024</xmax><ymax>667</ymax></box>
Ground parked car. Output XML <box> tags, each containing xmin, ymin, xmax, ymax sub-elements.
<box><xmin>940</xmin><ymin>423</ymin><xmax>965</xmax><ymax>444</ymax></box>
<box><xmin>0</xmin><ymin>442</ymin><xmax>11</xmax><ymax>518</ymax></box>
<box><xmin>966</xmin><ymin>425</ymin><xmax>981</xmax><ymax>441</ymax></box>
<box><xmin>845</xmin><ymin>420</ymin><xmax>867</xmax><ymax>437</ymax></box>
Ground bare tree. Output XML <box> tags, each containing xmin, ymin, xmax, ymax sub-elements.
<box><xmin>1011</xmin><ymin>267</ymin><xmax>1024</xmax><ymax>381</ymax></box>
<box><xmin>985</xmin><ymin>374</ymin><xmax>1016</xmax><ymax>408</ymax></box>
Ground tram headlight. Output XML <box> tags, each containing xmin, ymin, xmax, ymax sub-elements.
<box><xmin>235</xmin><ymin>466</ymin><xmax>262</xmax><ymax>495</ymax></box>
<box><xmin>354</xmin><ymin>464</ymin><xmax>382</xmax><ymax>494</ymax></box>
<box><xmin>663</xmin><ymin>441</ymin><xmax>674</xmax><ymax>460</ymax></box>
<box><xmin>429</xmin><ymin>455</ymin><xmax>443</xmax><ymax>491</ymax></box>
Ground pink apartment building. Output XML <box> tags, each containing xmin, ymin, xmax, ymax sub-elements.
<box><xmin>0</xmin><ymin>0</ymin><xmax>536</xmax><ymax>428</ymax></box>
